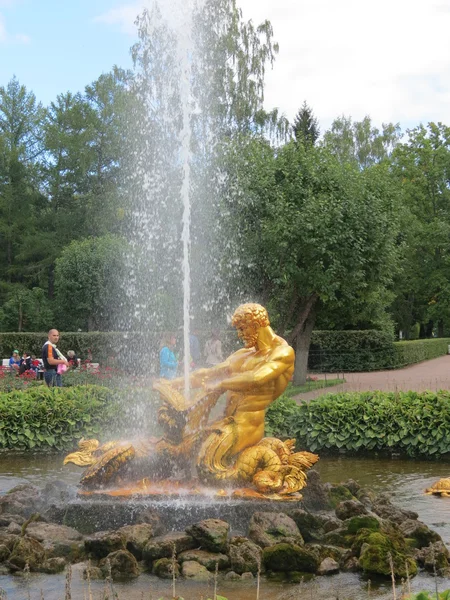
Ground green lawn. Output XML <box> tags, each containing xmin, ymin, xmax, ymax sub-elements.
<box><xmin>285</xmin><ymin>378</ymin><xmax>345</xmax><ymax>396</ymax></box>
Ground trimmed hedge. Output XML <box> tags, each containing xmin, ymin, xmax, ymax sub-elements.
<box><xmin>308</xmin><ymin>330</ymin><xmax>450</xmax><ymax>372</ymax></box>
<box><xmin>2</xmin><ymin>330</ymin><xmax>449</xmax><ymax>373</ymax></box>
<box><xmin>393</xmin><ymin>338</ymin><xmax>450</xmax><ymax>368</ymax></box>
<box><xmin>266</xmin><ymin>390</ymin><xmax>450</xmax><ymax>457</ymax></box>
<box><xmin>0</xmin><ymin>385</ymin><xmax>121</xmax><ymax>451</ymax></box>
<box><xmin>308</xmin><ymin>330</ymin><xmax>395</xmax><ymax>372</ymax></box>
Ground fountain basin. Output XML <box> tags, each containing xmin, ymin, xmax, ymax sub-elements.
<box><xmin>50</xmin><ymin>494</ymin><xmax>303</xmax><ymax>534</ymax></box>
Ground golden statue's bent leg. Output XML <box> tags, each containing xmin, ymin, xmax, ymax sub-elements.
<box><xmin>196</xmin><ymin>417</ymin><xmax>239</xmax><ymax>483</ymax></box>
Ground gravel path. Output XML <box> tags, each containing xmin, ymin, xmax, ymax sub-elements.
<box><xmin>296</xmin><ymin>354</ymin><xmax>450</xmax><ymax>402</ymax></box>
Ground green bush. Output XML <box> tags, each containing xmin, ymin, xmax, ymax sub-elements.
<box><xmin>393</xmin><ymin>338</ymin><xmax>450</xmax><ymax>368</ymax></box>
<box><xmin>0</xmin><ymin>385</ymin><xmax>121</xmax><ymax>450</ymax></box>
<box><xmin>308</xmin><ymin>330</ymin><xmax>395</xmax><ymax>372</ymax></box>
<box><xmin>308</xmin><ymin>330</ymin><xmax>450</xmax><ymax>372</ymax></box>
<box><xmin>266</xmin><ymin>390</ymin><xmax>450</xmax><ymax>457</ymax></box>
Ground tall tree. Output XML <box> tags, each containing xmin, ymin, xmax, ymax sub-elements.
<box><xmin>293</xmin><ymin>101</ymin><xmax>320</xmax><ymax>146</ymax></box>
<box><xmin>83</xmin><ymin>68</ymin><xmax>129</xmax><ymax>235</ymax></box>
<box><xmin>220</xmin><ymin>137</ymin><xmax>401</xmax><ymax>383</ymax></box>
<box><xmin>40</xmin><ymin>70</ymin><xmax>129</xmax><ymax>298</ymax></box>
<box><xmin>0</xmin><ymin>77</ymin><xmax>46</xmax><ymax>288</ymax></box>
<box><xmin>54</xmin><ymin>235</ymin><xmax>127</xmax><ymax>331</ymax></box>
<box><xmin>323</xmin><ymin>115</ymin><xmax>401</xmax><ymax>169</ymax></box>
<box><xmin>0</xmin><ymin>284</ymin><xmax>53</xmax><ymax>332</ymax></box>
<box><xmin>391</xmin><ymin>122</ymin><xmax>450</xmax><ymax>337</ymax></box>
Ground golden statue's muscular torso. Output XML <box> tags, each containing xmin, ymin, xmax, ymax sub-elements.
<box><xmin>172</xmin><ymin>304</ymin><xmax>295</xmax><ymax>477</ymax></box>
<box><xmin>210</xmin><ymin>338</ymin><xmax>294</xmax><ymax>456</ymax></box>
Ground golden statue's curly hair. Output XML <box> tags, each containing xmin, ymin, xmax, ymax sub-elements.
<box><xmin>231</xmin><ymin>303</ymin><xmax>270</xmax><ymax>328</ymax></box>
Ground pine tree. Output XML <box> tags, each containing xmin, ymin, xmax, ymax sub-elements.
<box><xmin>293</xmin><ymin>101</ymin><xmax>320</xmax><ymax>146</ymax></box>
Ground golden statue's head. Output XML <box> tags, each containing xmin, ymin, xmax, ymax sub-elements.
<box><xmin>231</xmin><ymin>303</ymin><xmax>270</xmax><ymax>348</ymax></box>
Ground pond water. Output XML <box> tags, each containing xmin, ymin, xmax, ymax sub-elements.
<box><xmin>1</xmin><ymin>452</ymin><xmax>450</xmax><ymax>599</ymax></box>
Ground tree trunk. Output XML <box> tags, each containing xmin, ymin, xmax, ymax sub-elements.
<box><xmin>293</xmin><ymin>309</ymin><xmax>316</xmax><ymax>385</ymax></box>
<box><xmin>438</xmin><ymin>320</ymin><xmax>444</xmax><ymax>338</ymax></box>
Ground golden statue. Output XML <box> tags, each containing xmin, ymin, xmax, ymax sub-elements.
<box><xmin>64</xmin><ymin>303</ymin><xmax>318</xmax><ymax>500</ymax></box>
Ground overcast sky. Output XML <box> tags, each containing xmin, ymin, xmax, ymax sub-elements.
<box><xmin>1</xmin><ymin>0</ymin><xmax>450</xmax><ymax>133</ymax></box>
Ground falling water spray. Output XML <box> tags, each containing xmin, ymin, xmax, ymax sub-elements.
<box><xmin>176</xmin><ymin>0</ymin><xmax>194</xmax><ymax>400</ymax></box>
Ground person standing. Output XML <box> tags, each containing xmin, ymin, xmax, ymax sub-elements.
<box><xmin>42</xmin><ymin>329</ymin><xmax>69</xmax><ymax>387</ymax></box>
<box><xmin>159</xmin><ymin>334</ymin><xmax>178</xmax><ymax>379</ymax></box>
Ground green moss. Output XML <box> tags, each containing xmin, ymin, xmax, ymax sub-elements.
<box><xmin>263</xmin><ymin>543</ymin><xmax>319</xmax><ymax>573</ymax></box>
<box><xmin>352</xmin><ymin>529</ymin><xmax>418</xmax><ymax>579</ymax></box>
<box><xmin>328</xmin><ymin>485</ymin><xmax>354</xmax><ymax>508</ymax></box>
<box><xmin>346</xmin><ymin>516</ymin><xmax>380</xmax><ymax>535</ymax></box>
<box><xmin>359</xmin><ymin>545</ymin><xmax>417</xmax><ymax>578</ymax></box>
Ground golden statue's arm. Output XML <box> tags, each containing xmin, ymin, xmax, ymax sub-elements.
<box><xmin>211</xmin><ymin>346</ymin><xmax>294</xmax><ymax>392</ymax></box>
<box><xmin>170</xmin><ymin>360</ymin><xmax>231</xmax><ymax>390</ymax></box>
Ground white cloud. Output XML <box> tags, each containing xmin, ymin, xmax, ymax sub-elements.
<box><xmin>94</xmin><ymin>0</ymin><xmax>450</xmax><ymax>130</ymax></box>
<box><xmin>0</xmin><ymin>11</ymin><xmax>30</xmax><ymax>45</ymax></box>
<box><xmin>94</xmin><ymin>2</ymin><xmax>146</xmax><ymax>36</ymax></box>
<box><xmin>239</xmin><ymin>0</ymin><xmax>450</xmax><ymax>130</ymax></box>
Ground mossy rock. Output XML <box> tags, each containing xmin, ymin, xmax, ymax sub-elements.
<box><xmin>328</xmin><ymin>485</ymin><xmax>355</xmax><ymax>508</ymax></box>
<box><xmin>100</xmin><ymin>550</ymin><xmax>139</xmax><ymax>581</ymax></box>
<box><xmin>263</xmin><ymin>543</ymin><xmax>319</xmax><ymax>573</ymax></box>
<box><xmin>345</xmin><ymin>516</ymin><xmax>380</xmax><ymax>535</ymax></box>
<box><xmin>9</xmin><ymin>537</ymin><xmax>45</xmax><ymax>571</ymax></box>
<box><xmin>399</xmin><ymin>520</ymin><xmax>442</xmax><ymax>549</ymax></box>
<box><xmin>0</xmin><ymin>544</ymin><xmax>10</xmax><ymax>562</ymax></box>
<box><xmin>307</xmin><ymin>543</ymin><xmax>350</xmax><ymax>565</ymax></box>
<box><xmin>322</xmin><ymin>528</ymin><xmax>355</xmax><ymax>548</ymax></box>
<box><xmin>289</xmin><ymin>510</ymin><xmax>325</xmax><ymax>542</ymax></box>
<box><xmin>38</xmin><ymin>557</ymin><xmax>66</xmax><ymax>574</ymax></box>
<box><xmin>152</xmin><ymin>557</ymin><xmax>180</xmax><ymax>579</ymax></box>
<box><xmin>359</xmin><ymin>544</ymin><xmax>417</xmax><ymax>578</ymax></box>
<box><xmin>351</xmin><ymin>530</ymin><xmax>386</xmax><ymax>557</ymax></box>
<box><xmin>417</xmin><ymin>541</ymin><xmax>449</xmax><ymax>573</ymax></box>
<box><xmin>352</xmin><ymin>526</ymin><xmax>408</xmax><ymax>557</ymax></box>
<box><xmin>354</xmin><ymin>530</ymin><xmax>417</xmax><ymax>578</ymax></box>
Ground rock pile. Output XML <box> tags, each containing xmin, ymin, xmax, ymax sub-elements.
<box><xmin>0</xmin><ymin>476</ymin><xmax>448</xmax><ymax>582</ymax></box>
